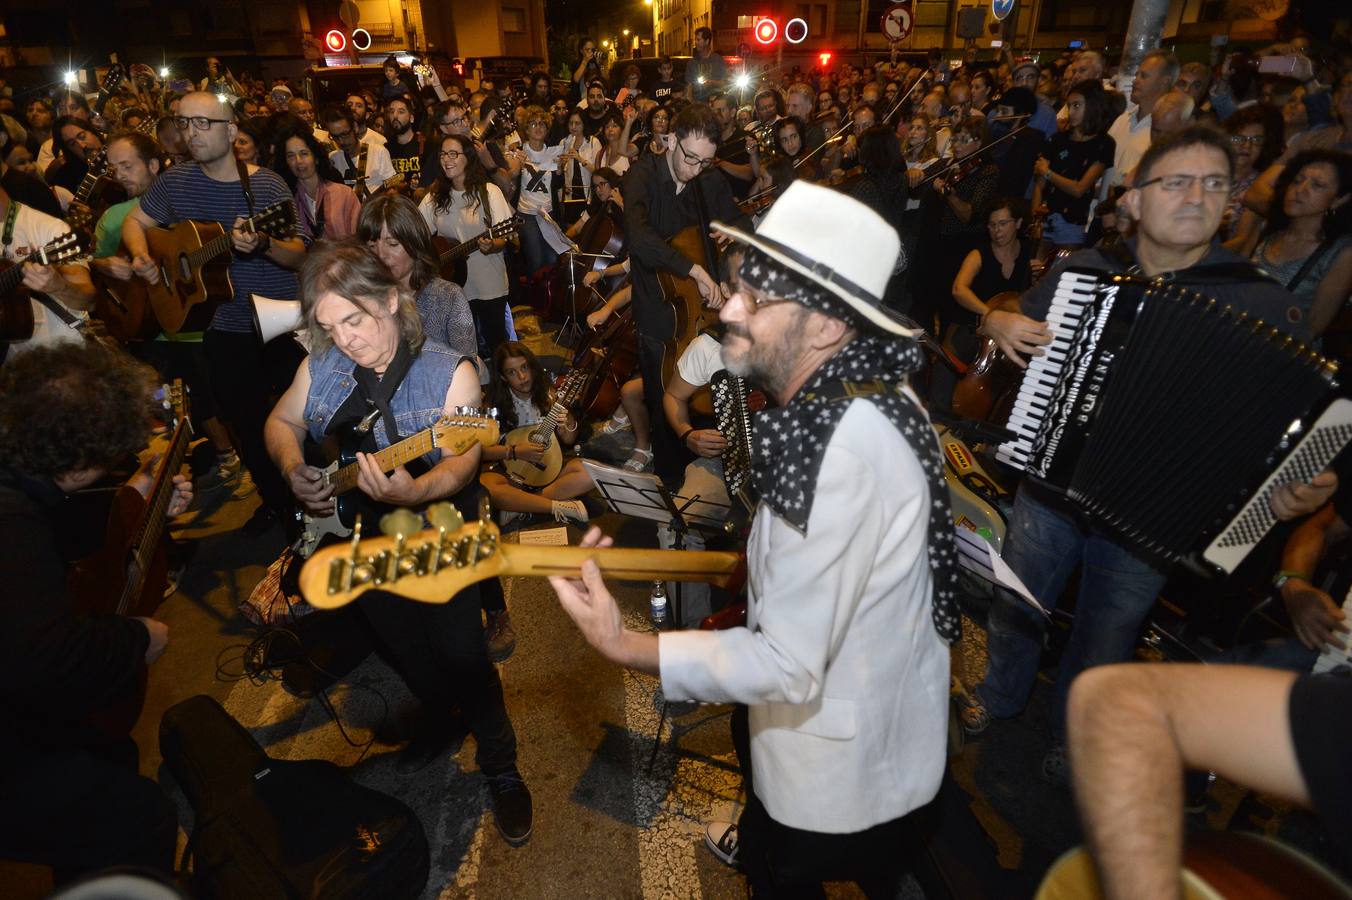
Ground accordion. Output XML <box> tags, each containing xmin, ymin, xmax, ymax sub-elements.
<box><xmin>710</xmin><ymin>369</ymin><xmax>756</xmax><ymax>502</ymax></box>
<box><xmin>996</xmin><ymin>267</ymin><xmax>1352</xmax><ymax>574</ymax></box>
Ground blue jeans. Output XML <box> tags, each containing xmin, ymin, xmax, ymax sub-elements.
<box><xmin>976</xmin><ymin>483</ymin><xmax>1167</xmax><ymax>738</ymax></box>
<box><xmin>1043</xmin><ymin>211</ymin><xmax>1087</xmax><ymax>246</ymax></box>
<box><xmin>518</xmin><ymin>213</ymin><xmax>559</xmax><ymax>278</ymax></box>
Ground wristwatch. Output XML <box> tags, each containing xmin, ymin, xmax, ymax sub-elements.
<box><xmin>1273</xmin><ymin>569</ymin><xmax>1308</xmax><ymax>592</ymax></box>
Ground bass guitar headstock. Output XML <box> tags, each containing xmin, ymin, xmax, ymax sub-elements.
<box><xmin>430</xmin><ymin>410</ymin><xmax>501</xmax><ymax>454</ymax></box>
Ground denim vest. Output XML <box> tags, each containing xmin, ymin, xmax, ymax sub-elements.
<box><xmin>303</xmin><ymin>340</ymin><xmax>464</xmax><ymax>470</ymax></box>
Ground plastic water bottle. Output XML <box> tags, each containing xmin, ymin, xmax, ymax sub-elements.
<box><xmin>649</xmin><ymin>580</ymin><xmax>668</xmax><ymax>629</ymax></box>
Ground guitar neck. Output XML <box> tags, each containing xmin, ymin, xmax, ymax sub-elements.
<box><xmin>121</xmin><ymin>415</ymin><xmax>192</xmax><ymax>613</ymax></box>
<box><xmin>439</xmin><ymin>228</ymin><xmax>488</xmax><ymax>267</ymax></box>
<box><xmin>184</xmin><ymin>208</ymin><xmax>274</xmax><ymax>270</ymax></box>
<box><xmin>500</xmin><ymin>544</ymin><xmax>740</xmax><ymax>584</ymax></box>
<box><xmin>328</xmin><ymin>428</ymin><xmax>437</xmax><ymax>495</ymax></box>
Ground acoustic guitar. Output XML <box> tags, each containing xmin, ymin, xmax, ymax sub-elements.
<box><xmin>297</xmin><ymin>411</ymin><xmax>500</xmax><ymax>558</ymax></box>
<box><xmin>143</xmin><ymin>198</ymin><xmax>296</xmax><ymax>334</ymax></box>
<box><xmin>91</xmin><ymin>269</ymin><xmax>158</xmax><ymax>342</ymax></box>
<box><xmin>431</xmin><ymin>216</ymin><xmax>522</xmax><ymax>287</ymax></box>
<box><xmin>0</xmin><ymin>231</ymin><xmax>89</xmax><ymax>342</ymax></box>
<box><xmin>297</xmin><ymin>500</ymin><xmax>741</xmax><ymax>610</ymax></box>
<box><xmin>1035</xmin><ymin>831</ymin><xmax>1352</xmax><ymax>900</ymax></box>
<box><xmin>68</xmin><ymin>381</ymin><xmax>192</xmax><ymax>620</ymax></box>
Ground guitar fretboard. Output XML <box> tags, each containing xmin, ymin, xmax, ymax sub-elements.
<box><xmin>328</xmin><ymin>429</ymin><xmax>438</xmax><ymax>494</ymax></box>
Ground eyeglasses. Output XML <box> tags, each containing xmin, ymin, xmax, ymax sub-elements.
<box><xmin>675</xmin><ymin>139</ymin><xmax>716</xmax><ymax>172</ymax></box>
<box><xmin>174</xmin><ymin>116</ymin><xmax>232</xmax><ymax>132</ymax></box>
<box><xmin>954</xmin><ymin>133</ymin><xmax>980</xmax><ymax>144</ymax></box>
<box><xmin>1137</xmin><ymin>173</ymin><xmax>1233</xmax><ymax>193</ymax></box>
<box><xmin>527</xmin><ymin>119</ymin><xmax>548</xmax><ymax>128</ymax></box>
<box><xmin>1228</xmin><ymin>134</ymin><xmax>1263</xmax><ymax>145</ymax></box>
<box><xmin>439</xmin><ymin>150</ymin><xmax>466</xmax><ymax>160</ymax></box>
<box><xmin>440</xmin><ymin>117</ymin><xmax>469</xmax><ymax>128</ymax></box>
<box><xmin>738</xmin><ymin>290</ymin><xmax>794</xmax><ymax>315</ymax></box>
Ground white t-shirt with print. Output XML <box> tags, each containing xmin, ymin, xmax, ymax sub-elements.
<box><xmin>515</xmin><ymin>143</ymin><xmax>563</xmax><ymax>216</ymax></box>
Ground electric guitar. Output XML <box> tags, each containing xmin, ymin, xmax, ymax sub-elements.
<box><xmin>501</xmin><ymin>370</ymin><xmax>587</xmax><ymax>488</ymax></box>
<box><xmin>143</xmin><ymin>198</ymin><xmax>296</xmax><ymax>334</ymax></box>
<box><xmin>297</xmin><ymin>500</ymin><xmax>741</xmax><ymax>610</ymax></box>
<box><xmin>0</xmin><ymin>231</ymin><xmax>89</xmax><ymax>342</ymax></box>
<box><xmin>431</xmin><ymin>216</ymin><xmax>521</xmax><ymax>287</ymax></box>
<box><xmin>297</xmin><ymin>411</ymin><xmax>500</xmax><ymax>558</ymax></box>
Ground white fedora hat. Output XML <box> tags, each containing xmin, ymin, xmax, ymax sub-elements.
<box><xmin>711</xmin><ymin>180</ymin><xmax>917</xmax><ymax>337</ymax></box>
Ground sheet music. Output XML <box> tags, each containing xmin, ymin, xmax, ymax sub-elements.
<box><xmin>953</xmin><ymin>526</ymin><xmax>1049</xmax><ymax>618</ymax></box>
<box><xmin>1313</xmin><ymin>583</ymin><xmax>1352</xmax><ymax>675</ymax></box>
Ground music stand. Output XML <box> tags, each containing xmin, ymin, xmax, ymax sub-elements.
<box><xmin>556</xmin><ymin>249</ymin><xmax>614</xmax><ymax>349</ymax></box>
<box><xmin>580</xmin><ymin>460</ymin><xmax>736</xmax><ymax>768</ymax></box>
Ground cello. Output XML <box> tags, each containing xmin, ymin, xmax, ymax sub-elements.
<box><xmin>540</xmin><ymin>197</ymin><xmax>625</xmax><ymax>326</ymax></box>
<box><xmin>655</xmin><ymin>180</ymin><xmax>722</xmax><ymax>394</ymax></box>
<box><xmin>561</xmin><ymin>303</ymin><xmax>640</xmax><ymax>422</ymax></box>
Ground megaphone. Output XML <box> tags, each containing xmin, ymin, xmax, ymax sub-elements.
<box><xmin>251</xmin><ymin>294</ymin><xmax>303</xmax><ymax>344</ymax></box>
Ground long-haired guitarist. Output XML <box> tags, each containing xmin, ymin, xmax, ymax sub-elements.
<box><xmin>263</xmin><ymin>240</ymin><xmax>533</xmax><ymax>847</ymax></box>
<box><xmin>0</xmin><ymin>343</ymin><xmax>191</xmax><ymax>883</ymax></box>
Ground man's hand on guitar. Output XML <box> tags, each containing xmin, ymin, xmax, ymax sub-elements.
<box><xmin>21</xmin><ymin>262</ymin><xmax>64</xmax><ymax>294</ymax></box>
<box><xmin>131</xmin><ymin>253</ymin><xmax>160</xmax><ymax>284</ymax></box>
<box><xmin>1270</xmin><ymin>469</ymin><xmax>1338</xmax><ymax>521</ymax></box>
<box><xmin>548</xmin><ymin>526</ymin><xmax>627</xmax><ymax>662</ymax></box>
<box><xmin>231</xmin><ymin>217</ymin><xmax>267</xmax><ymax>255</ymax></box>
<box><xmin>686</xmin><ymin>428</ymin><xmax>728</xmax><ymax>458</ymax></box>
<box><xmin>97</xmin><ymin>255</ymin><xmax>135</xmax><ymax>281</ymax></box>
<box><xmin>287</xmin><ymin>463</ymin><xmax>336</xmax><ymax>514</ymax></box>
<box><xmin>980</xmin><ymin>310</ymin><xmax>1052</xmax><ymax>368</ymax></box>
<box><xmin>130</xmin><ymin>463</ymin><xmax>194</xmax><ymax>518</ymax></box>
<box><xmin>355</xmin><ymin>453</ymin><xmax>421</xmax><ymax>505</ymax></box>
<box><xmin>134</xmin><ymin>617</ymin><xmax>169</xmax><ymax>664</ymax></box>
<box><xmin>689</xmin><ymin>264</ymin><xmax>726</xmax><ymax>309</ymax></box>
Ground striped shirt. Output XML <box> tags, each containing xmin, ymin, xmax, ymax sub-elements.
<box><xmin>137</xmin><ymin>162</ymin><xmax>299</xmax><ymax>332</ymax></box>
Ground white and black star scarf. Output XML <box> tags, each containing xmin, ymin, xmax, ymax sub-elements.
<box><xmin>749</xmin><ymin>332</ymin><xmax>962</xmax><ymax>644</ymax></box>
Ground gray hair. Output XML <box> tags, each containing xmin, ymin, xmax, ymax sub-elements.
<box><xmin>1141</xmin><ymin>49</ymin><xmax>1181</xmax><ymax>85</ymax></box>
<box><xmin>299</xmin><ymin>239</ymin><xmax>425</xmax><ymax>355</ymax></box>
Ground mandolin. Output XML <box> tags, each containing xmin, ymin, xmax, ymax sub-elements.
<box><xmin>298</xmin><ymin>500</ymin><xmax>741</xmax><ymax>610</ymax></box>
<box><xmin>298</xmin><ymin>410</ymin><xmax>499</xmax><ymax>558</ymax></box>
<box><xmin>143</xmin><ymin>198</ymin><xmax>296</xmax><ymax>334</ymax></box>
<box><xmin>501</xmin><ymin>370</ymin><xmax>588</xmax><ymax>488</ymax></box>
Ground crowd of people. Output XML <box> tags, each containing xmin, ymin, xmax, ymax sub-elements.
<box><xmin>1</xmin><ymin>29</ymin><xmax>1351</xmax><ymax>898</ymax></box>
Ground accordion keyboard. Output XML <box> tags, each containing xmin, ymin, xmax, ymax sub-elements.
<box><xmin>996</xmin><ymin>269</ymin><xmax>1101</xmax><ymax>471</ymax></box>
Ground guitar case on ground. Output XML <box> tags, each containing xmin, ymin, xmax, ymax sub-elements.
<box><xmin>159</xmin><ymin>694</ymin><xmax>429</xmax><ymax>899</ymax></box>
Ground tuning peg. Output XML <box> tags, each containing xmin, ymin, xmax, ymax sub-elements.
<box><xmin>427</xmin><ymin>502</ymin><xmax>464</xmax><ymax>533</ymax></box>
<box><xmin>379</xmin><ymin>508</ymin><xmax>423</xmax><ymax>538</ymax></box>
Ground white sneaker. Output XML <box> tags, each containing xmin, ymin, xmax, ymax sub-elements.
<box><xmin>703</xmin><ymin>821</ymin><xmax>739</xmax><ymax>867</ymax></box>
<box><xmin>551</xmin><ymin>500</ymin><xmax>589</xmax><ymax>524</ymax></box>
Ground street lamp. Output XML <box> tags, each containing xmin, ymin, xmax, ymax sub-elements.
<box><xmin>623</xmin><ymin>28</ymin><xmax>630</xmax><ymax>35</ymax></box>
<box><xmin>602</xmin><ymin>40</ymin><xmax>610</xmax><ymax>48</ymax></box>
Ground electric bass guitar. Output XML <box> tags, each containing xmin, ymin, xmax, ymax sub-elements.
<box><xmin>431</xmin><ymin>216</ymin><xmax>522</xmax><ymax>287</ymax></box>
<box><xmin>297</xmin><ymin>500</ymin><xmax>741</xmax><ymax>610</ymax></box>
<box><xmin>297</xmin><ymin>411</ymin><xmax>500</xmax><ymax>558</ymax></box>
<box><xmin>0</xmin><ymin>231</ymin><xmax>89</xmax><ymax>342</ymax></box>
<box><xmin>143</xmin><ymin>198</ymin><xmax>296</xmax><ymax>334</ymax></box>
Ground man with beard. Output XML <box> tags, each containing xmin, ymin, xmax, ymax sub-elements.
<box><xmin>581</xmin><ymin>81</ymin><xmax>617</xmax><ymax>140</ymax></box>
<box><xmin>345</xmin><ymin>92</ymin><xmax>386</xmax><ymax>146</ymax></box>
<box><xmin>122</xmin><ymin>92</ymin><xmax>306</xmax><ymax>535</ymax></box>
<box><xmin>548</xmin><ymin>181</ymin><xmax>959</xmax><ymax>894</ymax></box>
<box><xmin>383</xmin><ymin>96</ymin><xmax>423</xmax><ymax>189</ymax></box>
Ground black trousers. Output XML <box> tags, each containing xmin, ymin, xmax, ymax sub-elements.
<box><xmin>469</xmin><ymin>296</ymin><xmax>512</xmax><ymax>357</ymax></box>
<box><xmin>0</xmin><ymin>739</ymin><xmax>178</xmax><ymax>884</ymax></box>
<box><xmin>202</xmin><ymin>329</ymin><xmax>302</xmax><ymax>512</ymax></box>
<box><xmin>730</xmin><ymin>706</ymin><xmax>917</xmax><ymax>898</ymax></box>
<box><xmin>357</xmin><ymin>584</ymin><xmax>518</xmax><ymax>775</ymax></box>
<box><xmin>637</xmin><ymin>333</ymin><xmax>689</xmax><ymax>485</ymax></box>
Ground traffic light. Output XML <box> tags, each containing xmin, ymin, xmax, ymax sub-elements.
<box><xmin>784</xmin><ymin>17</ymin><xmax>808</xmax><ymax>43</ymax></box>
<box><xmin>351</xmin><ymin>28</ymin><xmax>372</xmax><ymax>51</ymax></box>
<box><xmin>324</xmin><ymin>29</ymin><xmax>347</xmax><ymax>52</ymax></box>
<box><xmin>750</xmin><ymin>16</ymin><xmax>809</xmax><ymax>46</ymax></box>
<box><xmin>753</xmin><ymin>17</ymin><xmax>778</xmax><ymax>45</ymax></box>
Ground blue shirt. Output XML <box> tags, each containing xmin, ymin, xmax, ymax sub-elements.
<box><xmin>137</xmin><ymin>162</ymin><xmax>299</xmax><ymax>332</ymax></box>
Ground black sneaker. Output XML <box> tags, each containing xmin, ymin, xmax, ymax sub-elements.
<box><xmin>484</xmin><ymin>610</ymin><xmax>517</xmax><ymax>663</ymax></box>
<box><xmin>486</xmin><ymin>768</ymin><xmax>533</xmax><ymax>846</ymax></box>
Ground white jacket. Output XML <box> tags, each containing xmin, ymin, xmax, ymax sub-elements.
<box><xmin>659</xmin><ymin>399</ymin><xmax>950</xmax><ymax>833</ymax></box>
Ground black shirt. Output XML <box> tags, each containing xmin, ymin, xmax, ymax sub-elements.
<box><xmin>647</xmin><ymin>79</ymin><xmax>685</xmax><ymax>106</ymax></box>
<box><xmin>386</xmin><ymin>133</ymin><xmax>424</xmax><ymax>189</ymax></box>
<box><xmin>1</xmin><ymin>166</ymin><xmax>63</xmax><ymax>219</ymax></box>
<box><xmin>1289</xmin><ymin>673</ymin><xmax>1352</xmax><ymax>868</ymax></box>
<box><xmin>1040</xmin><ymin>131</ymin><xmax>1115</xmax><ymax>225</ymax></box>
<box><xmin>621</xmin><ymin>151</ymin><xmax>745</xmax><ymax>338</ymax></box>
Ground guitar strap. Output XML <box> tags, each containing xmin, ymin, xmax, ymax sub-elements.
<box><xmin>351</xmin><ymin>341</ymin><xmax>415</xmax><ymax>446</ymax></box>
<box><xmin>2</xmin><ymin>202</ymin><xmax>83</xmax><ymax>331</ymax></box>
<box><xmin>235</xmin><ymin>158</ymin><xmax>255</xmax><ymax>217</ymax></box>
<box><xmin>354</xmin><ymin>143</ymin><xmax>370</xmax><ymax>199</ymax></box>
<box><xmin>1</xmin><ymin>200</ymin><xmax>18</xmax><ymax>252</ymax></box>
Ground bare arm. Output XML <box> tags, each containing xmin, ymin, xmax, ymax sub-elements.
<box><xmin>1223</xmin><ymin>208</ymin><xmax>1263</xmax><ymax>256</ymax></box>
<box><xmin>1242</xmin><ymin>162</ymin><xmax>1284</xmax><ymax>217</ymax></box>
<box><xmin>21</xmin><ymin>261</ymin><xmax>97</xmax><ymax>311</ymax></box>
<box><xmin>1045</xmin><ymin>160</ymin><xmax>1106</xmax><ymax>200</ymax></box>
<box><xmin>950</xmin><ymin>249</ymin><xmax>986</xmax><ymax>316</ymax></box>
<box><xmin>1068</xmin><ymin>663</ymin><xmax>1309</xmax><ymax>900</ymax></box>
<box><xmin>1279</xmin><ymin>503</ymin><xmax>1351</xmax><ymax>651</ymax></box>
<box><xmin>663</xmin><ymin>370</ymin><xmax>726</xmax><ymax>458</ymax></box>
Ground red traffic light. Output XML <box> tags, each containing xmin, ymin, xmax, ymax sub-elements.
<box><xmin>785</xmin><ymin>17</ymin><xmax>809</xmax><ymax>44</ymax></box>
<box><xmin>754</xmin><ymin>18</ymin><xmax>778</xmax><ymax>44</ymax></box>
<box><xmin>818</xmin><ymin>51</ymin><xmax>833</xmax><ymax>67</ymax></box>
<box><xmin>325</xmin><ymin>29</ymin><xmax>347</xmax><ymax>52</ymax></box>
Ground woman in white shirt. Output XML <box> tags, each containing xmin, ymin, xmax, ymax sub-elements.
<box><xmin>555</xmin><ymin>109</ymin><xmax>601</xmax><ymax>228</ymax></box>
<box><xmin>419</xmin><ymin>132</ymin><xmax>515</xmax><ymax>351</ymax></box>
<box><xmin>509</xmin><ymin>106</ymin><xmax>566</xmax><ymax>277</ymax></box>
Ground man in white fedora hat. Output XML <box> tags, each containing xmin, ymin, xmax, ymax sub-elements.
<box><xmin>548</xmin><ymin>180</ymin><xmax>962</xmax><ymax>894</ymax></box>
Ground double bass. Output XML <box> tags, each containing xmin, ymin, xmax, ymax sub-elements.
<box><xmin>655</xmin><ymin>181</ymin><xmax>722</xmax><ymax>394</ymax></box>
